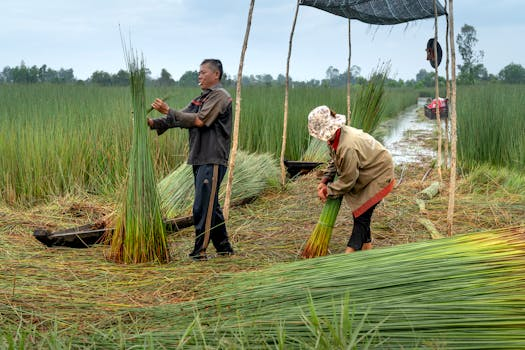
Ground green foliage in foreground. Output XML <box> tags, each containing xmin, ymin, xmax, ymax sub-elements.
<box><xmin>113</xmin><ymin>226</ymin><xmax>525</xmax><ymax>349</ymax></box>
<box><xmin>2</xmin><ymin>227</ymin><xmax>515</xmax><ymax>349</ymax></box>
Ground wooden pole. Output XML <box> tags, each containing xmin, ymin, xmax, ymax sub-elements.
<box><xmin>433</xmin><ymin>0</ymin><xmax>443</xmax><ymax>184</ymax></box>
<box><xmin>444</xmin><ymin>0</ymin><xmax>451</xmax><ymax>168</ymax></box>
<box><xmin>223</xmin><ymin>0</ymin><xmax>255</xmax><ymax>220</ymax></box>
<box><xmin>346</xmin><ymin>19</ymin><xmax>352</xmax><ymax>123</ymax></box>
<box><xmin>447</xmin><ymin>0</ymin><xmax>458</xmax><ymax>236</ymax></box>
<box><xmin>280</xmin><ymin>0</ymin><xmax>300</xmax><ymax>186</ymax></box>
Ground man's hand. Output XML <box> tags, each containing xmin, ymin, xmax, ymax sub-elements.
<box><xmin>146</xmin><ymin>118</ymin><xmax>154</xmax><ymax>129</ymax></box>
<box><xmin>317</xmin><ymin>182</ymin><xmax>328</xmax><ymax>202</ymax></box>
<box><xmin>151</xmin><ymin>98</ymin><xmax>169</xmax><ymax>115</ymax></box>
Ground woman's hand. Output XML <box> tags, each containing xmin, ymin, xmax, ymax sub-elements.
<box><xmin>317</xmin><ymin>182</ymin><xmax>328</xmax><ymax>202</ymax></box>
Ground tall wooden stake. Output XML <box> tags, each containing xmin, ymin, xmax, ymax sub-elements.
<box><xmin>433</xmin><ymin>0</ymin><xmax>443</xmax><ymax>184</ymax></box>
<box><xmin>280</xmin><ymin>0</ymin><xmax>300</xmax><ymax>186</ymax></box>
<box><xmin>346</xmin><ymin>19</ymin><xmax>352</xmax><ymax>123</ymax></box>
<box><xmin>444</xmin><ymin>0</ymin><xmax>450</xmax><ymax>168</ymax></box>
<box><xmin>447</xmin><ymin>0</ymin><xmax>458</xmax><ymax>236</ymax></box>
<box><xmin>224</xmin><ymin>0</ymin><xmax>255</xmax><ymax>220</ymax></box>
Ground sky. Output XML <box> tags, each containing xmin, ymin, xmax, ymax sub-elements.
<box><xmin>1</xmin><ymin>0</ymin><xmax>524</xmax><ymax>82</ymax></box>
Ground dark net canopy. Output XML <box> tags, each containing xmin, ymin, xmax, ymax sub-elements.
<box><xmin>299</xmin><ymin>0</ymin><xmax>446</xmax><ymax>25</ymax></box>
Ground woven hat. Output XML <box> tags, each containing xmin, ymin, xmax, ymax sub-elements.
<box><xmin>426</xmin><ymin>38</ymin><xmax>443</xmax><ymax>68</ymax></box>
<box><xmin>307</xmin><ymin>105</ymin><xmax>346</xmax><ymax>141</ymax></box>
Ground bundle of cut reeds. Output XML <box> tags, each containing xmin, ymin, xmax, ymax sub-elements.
<box><xmin>91</xmin><ymin>226</ymin><xmax>525</xmax><ymax>349</ymax></box>
<box><xmin>301</xmin><ymin>196</ymin><xmax>342</xmax><ymax>258</ymax></box>
<box><xmin>301</xmin><ymin>137</ymin><xmax>330</xmax><ymax>163</ymax></box>
<box><xmin>107</xmin><ymin>44</ymin><xmax>169</xmax><ymax>264</ymax></box>
<box><xmin>158</xmin><ymin>150</ymin><xmax>279</xmax><ymax>218</ymax></box>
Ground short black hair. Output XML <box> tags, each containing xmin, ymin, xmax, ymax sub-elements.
<box><xmin>201</xmin><ymin>59</ymin><xmax>223</xmax><ymax>80</ymax></box>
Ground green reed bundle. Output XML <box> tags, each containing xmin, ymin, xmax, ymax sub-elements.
<box><xmin>301</xmin><ymin>137</ymin><xmax>330</xmax><ymax>163</ymax></box>
<box><xmin>107</xmin><ymin>44</ymin><xmax>169</xmax><ymax>264</ymax></box>
<box><xmin>351</xmin><ymin>63</ymin><xmax>389</xmax><ymax>134</ymax></box>
<box><xmin>96</xmin><ymin>226</ymin><xmax>525</xmax><ymax>349</ymax></box>
<box><xmin>301</xmin><ymin>196</ymin><xmax>342</xmax><ymax>258</ymax></box>
<box><xmin>158</xmin><ymin>150</ymin><xmax>279</xmax><ymax>218</ymax></box>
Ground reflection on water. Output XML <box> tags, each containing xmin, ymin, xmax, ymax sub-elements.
<box><xmin>380</xmin><ymin>98</ymin><xmax>437</xmax><ymax>165</ymax></box>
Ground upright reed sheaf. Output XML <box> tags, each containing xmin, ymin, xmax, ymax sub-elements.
<box><xmin>106</xmin><ymin>44</ymin><xmax>169</xmax><ymax>264</ymax></box>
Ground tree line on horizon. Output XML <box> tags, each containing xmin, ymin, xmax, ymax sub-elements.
<box><xmin>1</xmin><ymin>24</ymin><xmax>524</xmax><ymax>87</ymax></box>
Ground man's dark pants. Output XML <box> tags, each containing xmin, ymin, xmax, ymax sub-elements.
<box><xmin>190</xmin><ymin>164</ymin><xmax>233</xmax><ymax>257</ymax></box>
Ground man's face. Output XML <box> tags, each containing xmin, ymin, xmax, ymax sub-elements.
<box><xmin>198</xmin><ymin>63</ymin><xmax>220</xmax><ymax>90</ymax></box>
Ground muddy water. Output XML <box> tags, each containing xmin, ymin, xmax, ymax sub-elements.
<box><xmin>380</xmin><ymin>97</ymin><xmax>437</xmax><ymax>165</ymax></box>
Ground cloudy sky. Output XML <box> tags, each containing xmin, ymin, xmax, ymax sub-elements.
<box><xmin>1</xmin><ymin>0</ymin><xmax>523</xmax><ymax>81</ymax></box>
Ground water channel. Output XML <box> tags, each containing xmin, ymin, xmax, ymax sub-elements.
<box><xmin>379</xmin><ymin>97</ymin><xmax>438</xmax><ymax>165</ymax></box>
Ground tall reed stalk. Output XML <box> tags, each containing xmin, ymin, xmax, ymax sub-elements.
<box><xmin>457</xmin><ymin>84</ymin><xmax>525</xmax><ymax>172</ymax></box>
<box><xmin>350</xmin><ymin>63</ymin><xmax>390</xmax><ymax>134</ymax></box>
<box><xmin>107</xmin><ymin>44</ymin><xmax>169</xmax><ymax>264</ymax></box>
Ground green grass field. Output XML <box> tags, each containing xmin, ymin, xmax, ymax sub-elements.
<box><xmin>0</xmin><ymin>84</ymin><xmax>416</xmax><ymax>205</ymax></box>
<box><xmin>1</xmin><ymin>82</ymin><xmax>525</xmax><ymax>348</ymax></box>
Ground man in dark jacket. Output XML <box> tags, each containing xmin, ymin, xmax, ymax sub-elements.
<box><xmin>148</xmin><ymin>59</ymin><xmax>234</xmax><ymax>261</ymax></box>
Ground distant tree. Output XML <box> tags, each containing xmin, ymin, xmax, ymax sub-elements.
<box><xmin>415</xmin><ymin>69</ymin><xmax>434</xmax><ymax>87</ymax></box>
<box><xmin>349</xmin><ymin>65</ymin><xmax>361</xmax><ymax>80</ymax></box>
<box><xmin>12</xmin><ymin>62</ymin><xmax>39</xmax><ymax>83</ymax></box>
<box><xmin>1</xmin><ymin>66</ymin><xmax>12</xmax><ymax>82</ymax></box>
<box><xmin>499</xmin><ymin>63</ymin><xmax>525</xmax><ymax>84</ymax></box>
<box><xmin>0</xmin><ymin>63</ymin><xmax>76</xmax><ymax>84</ymax></box>
<box><xmin>178</xmin><ymin>70</ymin><xmax>198</xmax><ymax>87</ymax></box>
<box><xmin>112</xmin><ymin>69</ymin><xmax>130</xmax><ymax>86</ymax></box>
<box><xmin>306</xmin><ymin>79</ymin><xmax>321</xmax><ymax>87</ymax></box>
<box><xmin>355</xmin><ymin>76</ymin><xmax>367</xmax><ymax>85</ymax></box>
<box><xmin>404</xmin><ymin>79</ymin><xmax>417</xmax><ymax>88</ymax></box>
<box><xmin>57</xmin><ymin>68</ymin><xmax>75</xmax><ymax>83</ymax></box>
<box><xmin>457</xmin><ymin>24</ymin><xmax>486</xmax><ymax>84</ymax></box>
<box><xmin>385</xmin><ymin>78</ymin><xmax>404</xmax><ymax>88</ymax></box>
<box><xmin>487</xmin><ymin>73</ymin><xmax>499</xmax><ymax>82</ymax></box>
<box><xmin>157</xmin><ymin>68</ymin><xmax>175</xmax><ymax>86</ymax></box>
<box><xmin>43</xmin><ymin>67</ymin><xmax>60</xmax><ymax>82</ymax></box>
<box><xmin>221</xmin><ymin>72</ymin><xmax>234</xmax><ymax>87</ymax></box>
<box><xmin>276</xmin><ymin>74</ymin><xmax>286</xmax><ymax>85</ymax></box>
<box><xmin>416</xmin><ymin>69</ymin><xmax>430</xmax><ymax>82</ymax></box>
<box><xmin>255</xmin><ymin>74</ymin><xmax>273</xmax><ymax>86</ymax></box>
<box><xmin>242</xmin><ymin>75</ymin><xmax>252</xmax><ymax>85</ymax></box>
<box><xmin>326</xmin><ymin>66</ymin><xmax>340</xmax><ymax>80</ymax></box>
<box><xmin>323</xmin><ymin>65</ymin><xmax>361</xmax><ymax>87</ymax></box>
<box><xmin>37</xmin><ymin>64</ymin><xmax>48</xmax><ymax>82</ymax></box>
<box><xmin>324</xmin><ymin>65</ymin><xmax>341</xmax><ymax>86</ymax></box>
<box><xmin>90</xmin><ymin>70</ymin><xmax>112</xmax><ymax>86</ymax></box>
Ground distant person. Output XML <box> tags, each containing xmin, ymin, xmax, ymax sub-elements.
<box><xmin>147</xmin><ymin>59</ymin><xmax>234</xmax><ymax>261</ymax></box>
<box><xmin>308</xmin><ymin>105</ymin><xmax>395</xmax><ymax>253</ymax></box>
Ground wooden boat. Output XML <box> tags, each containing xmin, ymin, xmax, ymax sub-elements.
<box><xmin>283</xmin><ymin>160</ymin><xmax>324</xmax><ymax>178</ymax></box>
<box><xmin>33</xmin><ymin>216</ymin><xmax>193</xmax><ymax>248</ymax></box>
<box><xmin>424</xmin><ymin>98</ymin><xmax>448</xmax><ymax>120</ymax></box>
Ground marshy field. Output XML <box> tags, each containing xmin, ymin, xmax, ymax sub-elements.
<box><xmin>1</xmin><ymin>83</ymin><xmax>524</xmax><ymax>348</ymax></box>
